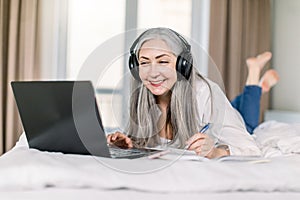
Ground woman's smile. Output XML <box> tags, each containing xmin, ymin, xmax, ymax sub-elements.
<box><xmin>150</xmin><ymin>80</ymin><xmax>165</xmax><ymax>87</ymax></box>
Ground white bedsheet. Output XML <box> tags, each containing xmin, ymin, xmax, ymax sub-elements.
<box><xmin>253</xmin><ymin>121</ymin><xmax>300</xmax><ymax>157</ymax></box>
<box><xmin>0</xmin><ymin>145</ymin><xmax>300</xmax><ymax>193</ymax></box>
<box><xmin>1</xmin><ymin>189</ymin><xmax>300</xmax><ymax>200</ymax></box>
<box><xmin>1</xmin><ymin>120</ymin><xmax>300</xmax><ymax>194</ymax></box>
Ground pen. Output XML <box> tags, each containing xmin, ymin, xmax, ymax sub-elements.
<box><xmin>199</xmin><ymin>123</ymin><xmax>210</xmax><ymax>133</ymax></box>
<box><xmin>184</xmin><ymin>123</ymin><xmax>210</xmax><ymax>150</ymax></box>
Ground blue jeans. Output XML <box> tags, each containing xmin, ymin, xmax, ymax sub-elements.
<box><xmin>231</xmin><ymin>86</ymin><xmax>262</xmax><ymax>134</ymax></box>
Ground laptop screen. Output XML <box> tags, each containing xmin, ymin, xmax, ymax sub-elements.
<box><xmin>11</xmin><ymin>81</ymin><xmax>111</xmax><ymax>157</ymax></box>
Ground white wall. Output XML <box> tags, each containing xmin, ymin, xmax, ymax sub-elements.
<box><xmin>271</xmin><ymin>0</ymin><xmax>300</xmax><ymax>112</ymax></box>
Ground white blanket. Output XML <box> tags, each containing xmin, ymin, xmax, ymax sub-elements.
<box><xmin>1</xmin><ymin>145</ymin><xmax>300</xmax><ymax>193</ymax></box>
<box><xmin>253</xmin><ymin>121</ymin><xmax>300</xmax><ymax>157</ymax></box>
<box><xmin>1</xmin><ymin>120</ymin><xmax>300</xmax><ymax>193</ymax></box>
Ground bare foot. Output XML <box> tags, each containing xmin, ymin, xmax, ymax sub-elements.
<box><xmin>246</xmin><ymin>51</ymin><xmax>272</xmax><ymax>85</ymax></box>
<box><xmin>259</xmin><ymin>69</ymin><xmax>279</xmax><ymax>93</ymax></box>
<box><xmin>246</xmin><ymin>51</ymin><xmax>272</xmax><ymax>71</ymax></box>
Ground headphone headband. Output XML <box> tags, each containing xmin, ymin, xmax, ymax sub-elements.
<box><xmin>130</xmin><ymin>28</ymin><xmax>191</xmax><ymax>55</ymax></box>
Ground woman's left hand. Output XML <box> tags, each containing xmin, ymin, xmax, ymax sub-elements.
<box><xmin>186</xmin><ymin>133</ymin><xmax>215</xmax><ymax>158</ymax></box>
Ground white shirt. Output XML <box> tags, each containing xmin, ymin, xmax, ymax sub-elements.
<box><xmin>195</xmin><ymin>78</ymin><xmax>261</xmax><ymax>156</ymax></box>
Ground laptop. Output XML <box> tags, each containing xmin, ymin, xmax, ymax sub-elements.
<box><xmin>11</xmin><ymin>81</ymin><xmax>158</xmax><ymax>159</ymax></box>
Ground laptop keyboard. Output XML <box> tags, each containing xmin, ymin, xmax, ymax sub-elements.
<box><xmin>109</xmin><ymin>146</ymin><xmax>156</xmax><ymax>159</ymax></box>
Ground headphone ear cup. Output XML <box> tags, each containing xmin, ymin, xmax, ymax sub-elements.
<box><xmin>176</xmin><ymin>52</ymin><xmax>193</xmax><ymax>80</ymax></box>
<box><xmin>128</xmin><ymin>54</ymin><xmax>141</xmax><ymax>81</ymax></box>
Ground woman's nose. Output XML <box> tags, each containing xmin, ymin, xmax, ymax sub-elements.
<box><xmin>148</xmin><ymin>65</ymin><xmax>160</xmax><ymax>78</ymax></box>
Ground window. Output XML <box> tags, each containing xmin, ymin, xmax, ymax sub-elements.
<box><xmin>66</xmin><ymin>0</ymin><xmax>209</xmax><ymax>131</ymax></box>
<box><xmin>138</xmin><ymin>0</ymin><xmax>192</xmax><ymax>37</ymax></box>
<box><xmin>67</xmin><ymin>0</ymin><xmax>125</xmax><ymax>80</ymax></box>
<box><xmin>67</xmin><ymin>0</ymin><xmax>126</xmax><ymax>130</ymax></box>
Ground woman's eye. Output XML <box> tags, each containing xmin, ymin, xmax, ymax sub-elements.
<box><xmin>159</xmin><ymin>60</ymin><xmax>169</xmax><ymax>64</ymax></box>
<box><xmin>139</xmin><ymin>61</ymin><xmax>149</xmax><ymax>65</ymax></box>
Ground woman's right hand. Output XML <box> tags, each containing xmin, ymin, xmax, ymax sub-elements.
<box><xmin>106</xmin><ymin>131</ymin><xmax>133</xmax><ymax>149</ymax></box>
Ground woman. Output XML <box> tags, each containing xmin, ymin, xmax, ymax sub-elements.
<box><xmin>107</xmin><ymin>27</ymin><xmax>261</xmax><ymax>158</ymax></box>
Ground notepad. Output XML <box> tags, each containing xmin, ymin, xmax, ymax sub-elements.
<box><xmin>215</xmin><ymin>156</ymin><xmax>271</xmax><ymax>163</ymax></box>
<box><xmin>148</xmin><ymin>148</ymin><xmax>210</xmax><ymax>161</ymax></box>
<box><xmin>148</xmin><ymin>148</ymin><xmax>270</xmax><ymax>163</ymax></box>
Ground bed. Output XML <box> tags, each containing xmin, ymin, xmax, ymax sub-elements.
<box><xmin>1</xmin><ymin>120</ymin><xmax>300</xmax><ymax>200</ymax></box>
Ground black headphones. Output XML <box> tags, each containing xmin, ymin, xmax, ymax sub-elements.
<box><xmin>128</xmin><ymin>28</ymin><xmax>193</xmax><ymax>81</ymax></box>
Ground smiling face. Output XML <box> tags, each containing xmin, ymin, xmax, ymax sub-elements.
<box><xmin>138</xmin><ymin>39</ymin><xmax>177</xmax><ymax>97</ymax></box>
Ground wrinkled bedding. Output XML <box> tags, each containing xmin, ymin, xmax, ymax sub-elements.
<box><xmin>0</xmin><ymin>121</ymin><xmax>300</xmax><ymax>194</ymax></box>
<box><xmin>253</xmin><ymin>121</ymin><xmax>300</xmax><ymax>156</ymax></box>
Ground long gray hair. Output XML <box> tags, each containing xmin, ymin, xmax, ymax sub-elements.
<box><xmin>127</xmin><ymin>28</ymin><xmax>211</xmax><ymax>148</ymax></box>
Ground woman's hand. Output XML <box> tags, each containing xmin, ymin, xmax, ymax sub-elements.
<box><xmin>106</xmin><ymin>131</ymin><xmax>133</xmax><ymax>149</ymax></box>
<box><xmin>186</xmin><ymin>133</ymin><xmax>230</xmax><ymax>158</ymax></box>
<box><xmin>186</xmin><ymin>133</ymin><xmax>215</xmax><ymax>158</ymax></box>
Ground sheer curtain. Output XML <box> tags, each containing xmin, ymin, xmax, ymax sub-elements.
<box><xmin>0</xmin><ymin>0</ymin><xmax>41</xmax><ymax>154</ymax></box>
<box><xmin>208</xmin><ymin>0</ymin><xmax>272</xmax><ymax>120</ymax></box>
